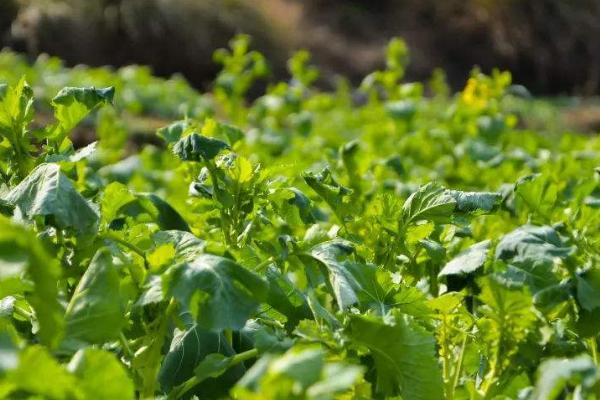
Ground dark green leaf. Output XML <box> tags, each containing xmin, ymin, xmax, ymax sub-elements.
<box><xmin>164</xmin><ymin>254</ymin><xmax>268</xmax><ymax>331</ymax></box>
<box><xmin>173</xmin><ymin>133</ymin><xmax>230</xmax><ymax>162</ymax></box>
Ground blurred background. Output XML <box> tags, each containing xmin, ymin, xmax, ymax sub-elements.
<box><xmin>1</xmin><ymin>0</ymin><xmax>600</xmax><ymax>96</ymax></box>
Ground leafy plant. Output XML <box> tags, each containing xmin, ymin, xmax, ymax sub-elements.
<box><xmin>0</xmin><ymin>35</ymin><xmax>599</xmax><ymax>400</ymax></box>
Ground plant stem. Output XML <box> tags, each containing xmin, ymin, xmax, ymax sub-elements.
<box><xmin>103</xmin><ymin>232</ymin><xmax>146</xmax><ymax>261</ymax></box>
<box><xmin>224</xmin><ymin>329</ymin><xmax>233</xmax><ymax>347</ymax></box>
<box><xmin>588</xmin><ymin>337</ymin><xmax>598</xmax><ymax>365</ymax></box>
<box><xmin>452</xmin><ymin>334</ymin><xmax>468</xmax><ymax>395</ymax></box>
<box><xmin>119</xmin><ymin>332</ymin><xmax>134</xmax><ymax>359</ymax></box>
<box><xmin>169</xmin><ymin>348</ymin><xmax>258</xmax><ymax>400</ymax></box>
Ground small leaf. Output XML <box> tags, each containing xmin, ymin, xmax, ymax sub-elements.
<box><xmin>173</xmin><ymin>133</ymin><xmax>230</xmax><ymax>162</ymax></box>
<box><xmin>157</xmin><ymin>119</ymin><xmax>192</xmax><ymax>144</ymax></box>
<box><xmin>303</xmin><ymin>167</ymin><xmax>353</xmax><ymax>223</ymax></box>
<box><xmin>439</xmin><ymin>240</ymin><xmax>490</xmax><ymax>277</ymax></box>
<box><xmin>445</xmin><ymin>190</ymin><xmax>501</xmax><ymax>213</ymax></box>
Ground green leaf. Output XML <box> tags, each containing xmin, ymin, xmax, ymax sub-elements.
<box><xmin>242</xmin><ymin>320</ymin><xmax>294</xmax><ymax>354</ymax></box>
<box><xmin>100</xmin><ymin>181</ymin><xmax>136</xmax><ymax>228</ymax></box>
<box><xmin>303</xmin><ymin>167</ymin><xmax>353</xmax><ymax>223</ymax></box>
<box><xmin>3</xmin><ymin>163</ymin><xmax>99</xmax><ymax>234</ymax></box>
<box><xmin>0</xmin><ymin>345</ymin><xmax>77</xmax><ymax>399</ymax></box>
<box><xmin>135</xmin><ymin>193</ymin><xmax>191</xmax><ymax>232</ymax></box>
<box><xmin>159</xmin><ymin>324</ymin><xmax>245</xmax><ymax>398</ymax></box>
<box><xmin>477</xmin><ymin>277</ymin><xmax>537</xmax><ymax>378</ymax></box>
<box><xmin>576</xmin><ymin>268</ymin><xmax>600</xmax><ymax>311</ymax></box>
<box><xmin>401</xmin><ymin>184</ymin><xmax>500</xmax><ymax>228</ymax></box>
<box><xmin>50</xmin><ymin>86</ymin><xmax>114</xmax><ymax>140</ymax></box>
<box><xmin>164</xmin><ymin>254</ymin><xmax>268</xmax><ymax>331</ymax></box>
<box><xmin>64</xmin><ymin>248</ymin><xmax>125</xmax><ymax>344</ymax></box>
<box><xmin>0</xmin><ymin>216</ymin><xmax>63</xmax><ymax>348</ymax></box>
<box><xmin>234</xmin><ymin>346</ymin><xmax>364</xmax><ymax>399</ymax></box>
<box><xmin>445</xmin><ymin>190</ymin><xmax>501</xmax><ymax>213</ymax></box>
<box><xmin>157</xmin><ymin>119</ymin><xmax>192</xmax><ymax>144</ymax></box>
<box><xmin>194</xmin><ymin>354</ymin><xmax>233</xmax><ymax>381</ymax></box>
<box><xmin>347</xmin><ymin>312</ymin><xmax>443</xmax><ymax>399</ymax></box>
<box><xmin>494</xmin><ymin>225</ymin><xmax>574</xmax><ymax>292</ymax></box>
<box><xmin>439</xmin><ymin>240</ymin><xmax>490</xmax><ymax>277</ymax></box>
<box><xmin>0</xmin><ymin>78</ymin><xmax>34</xmax><ymax>138</ymax></box>
<box><xmin>532</xmin><ymin>355</ymin><xmax>599</xmax><ymax>400</ymax></box>
<box><xmin>265</xmin><ymin>265</ymin><xmax>311</xmax><ymax>326</ymax></box>
<box><xmin>173</xmin><ymin>133</ymin><xmax>230</xmax><ymax>162</ymax></box>
<box><xmin>401</xmin><ymin>183</ymin><xmax>456</xmax><ymax>226</ymax></box>
<box><xmin>152</xmin><ymin>230</ymin><xmax>206</xmax><ymax>263</ymax></box>
<box><xmin>286</xmin><ymin>187</ymin><xmax>317</xmax><ymax>224</ymax></box>
<box><xmin>300</xmin><ymin>240</ymin><xmax>360</xmax><ymax>309</ymax></box>
<box><xmin>515</xmin><ymin>173</ymin><xmax>558</xmax><ymax>219</ymax></box>
<box><xmin>67</xmin><ymin>348</ymin><xmax>135</xmax><ymax>400</ymax></box>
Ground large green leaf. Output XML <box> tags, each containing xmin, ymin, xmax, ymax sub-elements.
<box><xmin>347</xmin><ymin>312</ymin><xmax>443</xmax><ymax>399</ymax></box>
<box><xmin>495</xmin><ymin>225</ymin><xmax>574</xmax><ymax>267</ymax></box>
<box><xmin>494</xmin><ymin>225</ymin><xmax>574</xmax><ymax>292</ymax></box>
<box><xmin>164</xmin><ymin>254</ymin><xmax>268</xmax><ymax>331</ymax></box>
<box><xmin>401</xmin><ymin>183</ymin><xmax>456</xmax><ymax>226</ymax></box>
<box><xmin>401</xmin><ymin>184</ymin><xmax>500</xmax><ymax>227</ymax></box>
<box><xmin>3</xmin><ymin>163</ymin><xmax>99</xmax><ymax>234</ymax></box>
<box><xmin>64</xmin><ymin>248</ymin><xmax>125</xmax><ymax>344</ymax></box>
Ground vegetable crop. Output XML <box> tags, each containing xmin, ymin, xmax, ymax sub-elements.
<box><xmin>0</xmin><ymin>35</ymin><xmax>599</xmax><ymax>399</ymax></box>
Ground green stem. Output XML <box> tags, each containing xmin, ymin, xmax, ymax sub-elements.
<box><xmin>169</xmin><ymin>348</ymin><xmax>259</xmax><ymax>400</ymax></box>
<box><xmin>452</xmin><ymin>334</ymin><xmax>468</xmax><ymax>396</ymax></box>
<box><xmin>588</xmin><ymin>337</ymin><xmax>598</xmax><ymax>365</ymax></box>
<box><xmin>119</xmin><ymin>332</ymin><xmax>134</xmax><ymax>359</ymax></box>
<box><xmin>103</xmin><ymin>232</ymin><xmax>146</xmax><ymax>261</ymax></box>
<box><xmin>224</xmin><ymin>329</ymin><xmax>233</xmax><ymax>347</ymax></box>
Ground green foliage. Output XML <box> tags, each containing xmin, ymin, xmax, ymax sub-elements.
<box><xmin>0</xmin><ymin>35</ymin><xmax>599</xmax><ymax>399</ymax></box>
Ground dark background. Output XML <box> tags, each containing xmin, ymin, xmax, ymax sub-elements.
<box><xmin>2</xmin><ymin>0</ymin><xmax>600</xmax><ymax>95</ymax></box>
